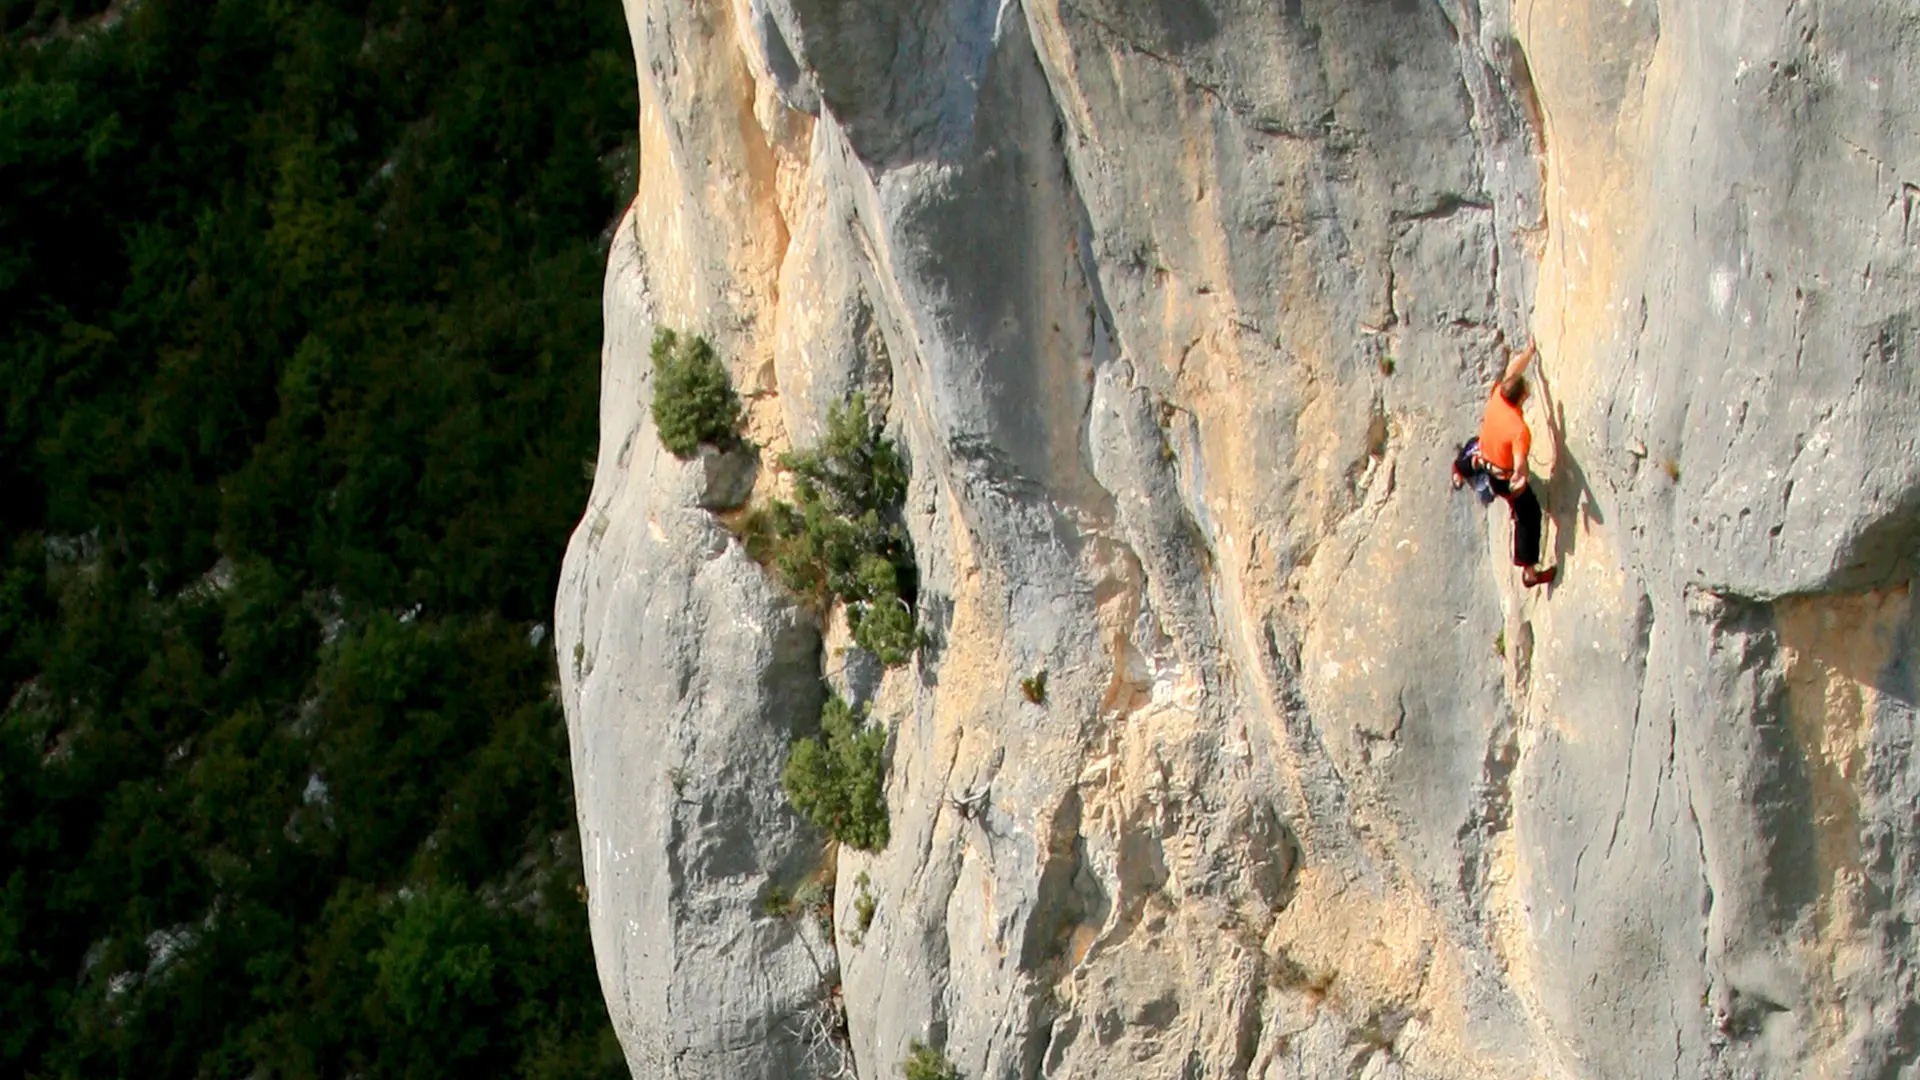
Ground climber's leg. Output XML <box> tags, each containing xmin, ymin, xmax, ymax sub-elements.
<box><xmin>1451</xmin><ymin>440</ymin><xmax>1481</xmax><ymax>491</ymax></box>
<box><xmin>1509</xmin><ymin>486</ymin><xmax>1543</xmax><ymax>567</ymax></box>
<box><xmin>1508</xmin><ymin>486</ymin><xmax>1556</xmax><ymax>587</ymax></box>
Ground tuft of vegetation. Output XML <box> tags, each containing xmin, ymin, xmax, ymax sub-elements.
<box><xmin>783</xmin><ymin>693</ymin><xmax>890</xmax><ymax>852</ymax></box>
<box><xmin>1019</xmin><ymin>669</ymin><xmax>1048</xmax><ymax>705</ymax></box>
<box><xmin>793</xmin><ymin>877</ymin><xmax>833</xmax><ymax>933</ymax></box>
<box><xmin>849</xmin><ymin>871</ymin><xmax>877</xmax><ymax>943</ymax></box>
<box><xmin>1377</xmin><ymin>354</ymin><xmax>1396</xmax><ymax>377</ymax></box>
<box><xmin>1663</xmin><ymin>456</ymin><xmax>1682</xmax><ymax>483</ymax></box>
<box><xmin>765</xmin><ymin>876</ymin><xmax>832</xmax><ymax>932</ymax></box>
<box><xmin>791</xmin><ymin>878</ymin><xmax>828</xmax><ymax>911</ymax></box>
<box><xmin>1494</xmin><ymin>629</ymin><xmax>1507</xmax><ymax>658</ymax></box>
<box><xmin>850</xmin><ymin>584</ymin><xmax>920</xmax><ymax>667</ymax></box>
<box><xmin>650</xmin><ymin>328</ymin><xmax>743</xmax><ymax>459</ymax></box>
<box><xmin>1268</xmin><ymin>951</ymin><xmax>1338</xmax><ymax>1004</ymax></box>
<box><xmin>902</xmin><ymin>1040</ymin><xmax>961</xmax><ymax>1080</ymax></box>
<box><xmin>748</xmin><ymin>394</ymin><xmax>920</xmax><ymax>666</ymax></box>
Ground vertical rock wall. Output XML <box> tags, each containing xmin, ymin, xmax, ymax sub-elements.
<box><xmin>556</xmin><ymin>1</ymin><xmax>1920</xmax><ymax>1077</ymax></box>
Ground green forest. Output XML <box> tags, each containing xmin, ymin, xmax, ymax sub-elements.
<box><xmin>1</xmin><ymin>0</ymin><xmax>635</xmax><ymax>1076</ymax></box>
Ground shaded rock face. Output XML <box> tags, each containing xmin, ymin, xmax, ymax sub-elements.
<box><xmin>555</xmin><ymin>1</ymin><xmax>1920</xmax><ymax>1078</ymax></box>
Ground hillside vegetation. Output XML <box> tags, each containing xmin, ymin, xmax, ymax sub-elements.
<box><xmin>0</xmin><ymin>0</ymin><xmax>634</xmax><ymax>1076</ymax></box>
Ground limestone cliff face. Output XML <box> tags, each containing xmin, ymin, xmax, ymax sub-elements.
<box><xmin>555</xmin><ymin>1</ymin><xmax>1920</xmax><ymax>1077</ymax></box>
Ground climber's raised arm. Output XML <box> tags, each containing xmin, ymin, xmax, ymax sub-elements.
<box><xmin>1501</xmin><ymin>341</ymin><xmax>1536</xmax><ymax>386</ymax></box>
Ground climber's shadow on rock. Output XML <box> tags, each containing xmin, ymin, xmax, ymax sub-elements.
<box><xmin>1536</xmin><ymin>370</ymin><xmax>1603</xmax><ymax>577</ymax></box>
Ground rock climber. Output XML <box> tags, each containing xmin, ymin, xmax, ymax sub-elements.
<box><xmin>1452</xmin><ymin>339</ymin><xmax>1557</xmax><ymax>588</ymax></box>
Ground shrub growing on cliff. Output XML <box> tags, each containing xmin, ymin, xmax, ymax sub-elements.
<box><xmin>751</xmin><ymin>394</ymin><xmax>921</xmax><ymax>665</ymax></box>
<box><xmin>902</xmin><ymin>1040</ymin><xmax>960</xmax><ymax>1080</ymax></box>
<box><xmin>849</xmin><ymin>585</ymin><xmax>919</xmax><ymax>666</ymax></box>
<box><xmin>783</xmin><ymin>692</ymin><xmax>889</xmax><ymax>851</ymax></box>
<box><xmin>1019</xmin><ymin>669</ymin><xmax>1047</xmax><ymax>705</ymax></box>
<box><xmin>650</xmin><ymin>327</ymin><xmax>742</xmax><ymax>458</ymax></box>
<box><xmin>850</xmin><ymin>871</ymin><xmax>877</xmax><ymax>943</ymax></box>
<box><xmin>784</xmin><ymin>392</ymin><xmax>910</xmax><ymax>518</ymax></box>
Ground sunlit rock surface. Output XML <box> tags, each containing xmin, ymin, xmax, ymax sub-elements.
<box><xmin>557</xmin><ymin>1</ymin><xmax>1920</xmax><ymax>1076</ymax></box>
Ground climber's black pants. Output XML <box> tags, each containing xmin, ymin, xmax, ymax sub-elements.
<box><xmin>1493</xmin><ymin>480</ymin><xmax>1543</xmax><ymax>567</ymax></box>
<box><xmin>1455</xmin><ymin>444</ymin><xmax>1544</xmax><ymax>567</ymax></box>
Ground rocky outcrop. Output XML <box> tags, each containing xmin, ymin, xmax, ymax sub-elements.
<box><xmin>556</xmin><ymin>1</ymin><xmax>1920</xmax><ymax>1077</ymax></box>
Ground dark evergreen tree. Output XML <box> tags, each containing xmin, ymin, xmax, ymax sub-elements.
<box><xmin>0</xmin><ymin>1</ymin><xmax>635</xmax><ymax>1075</ymax></box>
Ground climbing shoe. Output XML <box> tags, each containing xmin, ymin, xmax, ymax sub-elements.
<box><xmin>1522</xmin><ymin>566</ymin><xmax>1556</xmax><ymax>589</ymax></box>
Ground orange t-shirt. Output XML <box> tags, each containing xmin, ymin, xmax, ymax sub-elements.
<box><xmin>1477</xmin><ymin>387</ymin><xmax>1530</xmax><ymax>477</ymax></box>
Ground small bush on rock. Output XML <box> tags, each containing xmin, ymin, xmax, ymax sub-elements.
<box><xmin>784</xmin><ymin>692</ymin><xmax>890</xmax><ymax>851</ymax></box>
<box><xmin>1019</xmin><ymin>669</ymin><xmax>1047</xmax><ymax>705</ymax></box>
<box><xmin>851</xmin><ymin>871</ymin><xmax>877</xmax><ymax>941</ymax></box>
<box><xmin>850</xmin><ymin>582</ymin><xmax>919</xmax><ymax>666</ymax></box>
<box><xmin>650</xmin><ymin>327</ymin><xmax>742</xmax><ymax>458</ymax></box>
<box><xmin>751</xmin><ymin>394</ymin><xmax>921</xmax><ymax>666</ymax></box>
<box><xmin>783</xmin><ymin>392</ymin><xmax>909</xmax><ymax>516</ymax></box>
<box><xmin>902</xmin><ymin>1040</ymin><xmax>960</xmax><ymax>1080</ymax></box>
<box><xmin>792</xmin><ymin>878</ymin><xmax>834</xmax><ymax>933</ymax></box>
<box><xmin>792</xmin><ymin>878</ymin><xmax>829</xmax><ymax>913</ymax></box>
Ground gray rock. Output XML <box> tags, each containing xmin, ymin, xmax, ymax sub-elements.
<box><xmin>556</xmin><ymin>208</ymin><xmax>839</xmax><ymax>1080</ymax></box>
<box><xmin>693</xmin><ymin>444</ymin><xmax>757</xmax><ymax>511</ymax></box>
<box><xmin>772</xmin><ymin>124</ymin><xmax>894</xmax><ymax>448</ymax></box>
